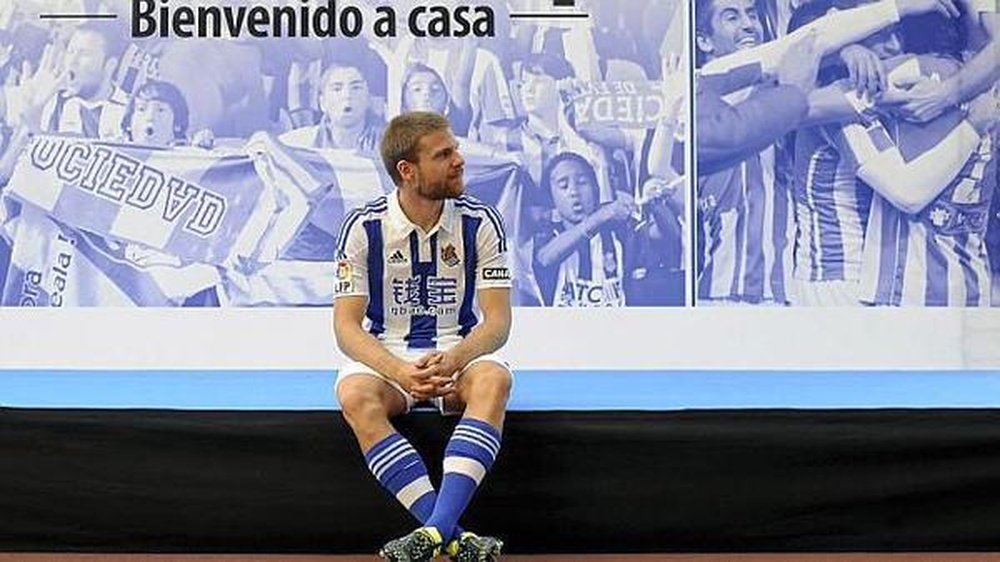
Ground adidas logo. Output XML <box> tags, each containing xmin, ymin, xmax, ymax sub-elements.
<box><xmin>388</xmin><ymin>249</ymin><xmax>408</xmax><ymax>265</ymax></box>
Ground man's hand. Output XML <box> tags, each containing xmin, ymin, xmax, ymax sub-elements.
<box><xmin>394</xmin><ymin>359</ymin><xmax>453</xmax><ymax>402</ymax></box>
<box><xmin>840</xmin><ymin>44</ymin><xmax>886</xmax><ymax>100</ymax></box>
<box><xmin>404</xmin><ymin>351</ymin><xmax>464</xmax><ymax>401</ymax></box>
<box><xmin>887</xmin><ymin>76</ymin><xmax>961</xmax><ymax>123</ymax></box>
<box><xmin>16</xmin><ymin>42</ymin><xmax>70</xmax><ymax>131</ymax></box>
<box><xmin>896</xmin><ymin>0</ymin><xmax>961</xmax><ymax>18</ymax></box>
<box><xmin>596</xmin><ymin>191</ymin><xmax>637</xmax><ymax>224</ymax></box>
<box><xmin>776</xmin><ymin>30</ymin><xmax>822</xmax><ymax>95</ymax></box>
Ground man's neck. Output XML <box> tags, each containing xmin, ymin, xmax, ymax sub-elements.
<box><xmin>325</xmin><ymin>117</ymin><xmax>365</xmax><ymax>148</ymax></box>
<box><xmin>526</xmin><ymin>110</ymin><xmax>559</xmax><ymax>138</ymax></box>
<box><xmin>398</xmin><ymin>187</ymin><xmax>444</xmax><ymax>233</ymax></box>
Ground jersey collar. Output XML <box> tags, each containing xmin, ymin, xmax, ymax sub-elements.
<box><xmin>387</xmin><ymin>189</ymin><xmax>457</xmax><ymax>239</ymax></box>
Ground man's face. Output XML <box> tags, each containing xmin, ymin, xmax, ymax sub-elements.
<box><xmin>129</xmin><ymin>98</ymin><xmax>177</xmax><ymax>146</ymax></box>
<box><xmin>319</xmin><ymin>66</ymin><xmax>370</xmax><ymax>129</ymax></box>
<box><xmin>64</xmin><ymin>30</ymin><xmax>111</xmax><ymax>99</ymax></box>
<box><xmin>548</xmin><ymin>158</ymin><xmax>598</xmax><ymax>225</ymax></box>
<box><xmin>519</xmin><ymin>69</ymin><xmax>559</xmax><ymax>115</ymax></box>
<box><xmin>698</xmin><ymin>0</ymin><xmax>764</xmax><ymax>59</ymax></box>
<box><xmin>410</xmin><ymin>129</ymin><xmax>465</xmax><ymax>200</ymax></box>
<box><xmin>403</xmin><ymin>71</ymin><xmax>448</xmax><ymax>114</ymax></box>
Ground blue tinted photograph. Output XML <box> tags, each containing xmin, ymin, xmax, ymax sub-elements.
<box><xmin>694</xmin><ymin>0</ymin><xmax>999</xmax><ymax>306</ymax></box>
<box><xmin>0</xmin><ymin>0</ymin><xmax>689</xmax><ymax>308</ymax></box>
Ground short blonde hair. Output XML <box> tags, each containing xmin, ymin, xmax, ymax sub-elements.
<box><xmin>380</xmin><ymin>111</ymin><xmax>451</xmax><ymax>186</ymax></box>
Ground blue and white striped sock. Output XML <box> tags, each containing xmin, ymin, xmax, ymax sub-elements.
<box><xmin>364</xmin><ymin>433</ymin><xmax>437</xmax><ymax>523</ymax></box>
<box><xmin>426</xmin><ymin>418</ymin><xmax>502</xmax><ymax>541</ymax></box>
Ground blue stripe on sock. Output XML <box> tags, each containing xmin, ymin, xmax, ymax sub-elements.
<box><xmin>364</xmin><ymin>433</ymin><xmax>404</xmax><ymax>466</ymax></box>
<box><xmin>458</xmin><ymin>418</ymin><xmax>501</xmax><ymax>443</ymax></box>
<box><xmin>446</xmin><ymin>436</ymin><xmax>497</xmax><ymax>466</ymax></box>
<box><xmin>426</xmin><ymin>419</ymin><xmax>503</xmax><ymax>543</ymax></box>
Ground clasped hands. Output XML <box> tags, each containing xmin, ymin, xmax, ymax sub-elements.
<box><xmin>396</xmin><ymin>351</ymin><xmax>462</xmax><ymax>401</ymax></box>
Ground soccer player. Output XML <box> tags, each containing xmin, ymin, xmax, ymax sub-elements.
<box><xmin>841</xmin><ymin>66</ymin><xmax>997</xmax><ymax>306</ymax></box>
<box><xmin>333</xmin><ymin>112</ymin><xmax>512</xmax><ymax>561</ymax></box>
<box><xmin>694</xmin><ymin>0</ymin><xmax>963</xmax><ymax>305</ymax></box>
<box><xmin>801</xmin><ymin>2</ymin><xmax>998</xmax><ymax>306</ymax></box>
<box><xmin>695</xmin><ymin>0</ymin><xmax>803</xmax><ymax>304</ymax></box>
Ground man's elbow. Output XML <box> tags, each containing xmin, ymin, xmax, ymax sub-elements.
<box><xmin>893</xmin><ymin>193</ymin><xmax>934</xmax><ymax>215</ymax></box>
<box><xmin>332</xmin><ymin>310</ymin><xmax>360</xmax><ymax>352</ymax></box>
<box><xmin>485</xmin><ymin>313</ymin><xmax>512</xmax><ymax>348</ymax></box>
<box><xmin>873</xmin><ymin>182</ymin><xmax>932</xmax><ymax>215</ymax></box>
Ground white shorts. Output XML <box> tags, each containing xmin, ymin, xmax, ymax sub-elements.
<box><xmin>788</xmin><ymin>278</ymin><xmax>862</xmax><ymax>307</ymax></box>
<box><xmin>335</xmin><ymin>346</ymin><xmax>513</xmax><ymax>415</ymax></box>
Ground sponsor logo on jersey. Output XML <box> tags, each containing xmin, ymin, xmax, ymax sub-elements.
<box><xmin>483</xmin><ymin>267</ymin><xmax>510</xmax><ymax>280</ymax></box>
<box><xmin>388</xmin><ymin>249</ymin><xmax>408</xmax><ymax>265</ymax></box>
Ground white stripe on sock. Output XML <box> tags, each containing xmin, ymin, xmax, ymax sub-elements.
<box><xmin>396</xmin><ymin>475</ymin><xmax>435</xmax><ymax>509</ymax></box>
<box><xmin>368</xmin><ymin>439</ymin><xmax>408</xmax><ymax>471</ymax></box>
<box><xmin>443</xmin><ymin>456</ymin><xmax>488</xmax><ymax>485</ymax></box>
<box><xmin>372</xmin><ymin>445</ymin><xmax>417</xmax><ymax>481</ymax></box>
<box><xmin>459</xmin><ymin>424</ymin><xmax>501</xmax><ymax>450</ymax></box>
<box><xmin>453</xmin><ymin>429</ymin><xmax>499</xmax><ymax>458</ymax></box>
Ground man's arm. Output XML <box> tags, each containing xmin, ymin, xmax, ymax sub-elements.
<box><xmin>698</xmin><ymin>30</ymin><xmax>823</xmax><ymax>173</ymax></box>
<box><xmin>535</xmin><ymin>193</ymin><xmax>635</xmax><ymax>267</ymax></box>
<box><xmin>895</xmin><ymin>8</ymin><xmax>999</xmax><ymax>122</ymax></box>
<box><xmin>443</xmin><ymin>287</ymin><xmax>511</xmax><ymax>369</ymax></box>
<box><xmin>701</xmin><ymin>0</ymin><xmax>958</xmax><ymax>77</ymax></box>
<box><xmin>834</xmin><ymin>105</ymin><xmax>989</xmax><ymax>214</ymax></box>
<box><xmin>697</xmin><ymin>85</ymin><xmax>808</xmax><ymax>175</ymax></box>
<box><xmin>333</xmin><ymin>295</ymin><xmax>409</xmax><ymax>381</ymax></box>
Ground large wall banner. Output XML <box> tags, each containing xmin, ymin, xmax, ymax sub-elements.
<box><xmin>0</xmin><ymin>0</ymin><xmax>997</xmax><ymax>370</ymax></box>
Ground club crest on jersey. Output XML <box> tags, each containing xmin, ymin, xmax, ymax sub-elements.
<box><xmin>388</xmin><ymin>249</ymin><xmax>408</xmax><ymax>265</ymax></box>
<box><xmin>441</xmin><ymin>244</ymin><xmax>461</xmax><ymax>267</ymax></box>
<box><xmin>929</xmin><ymin>207</ymin><xmax>951</xmax><ymax>228</ymax></box>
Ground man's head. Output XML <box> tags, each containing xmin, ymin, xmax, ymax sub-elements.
<box><xmin>124</xmin><ymin>80</ymin><xmax>189</xmax><ymax>146</ymax></box>
<box><xmin>319</xmin><ymin>61</ymin><xmax>371</xmax><ymax>130</ymax></box>
<box><xmin>518</xmin><ymin>54</ymin><xmax>574</xmax><ymax>116</ymax></box>
<box><xmin>860</xmin><ymin>26</ymin><xmax>903</xmax><ymax>59</ymax></box>
<box><xmin>541</xmin><ymin>152</ymin><xmax>599</xmax><ymax>225</ymax></box>
<box><xmin>402</xmin><ymin>63</ymin><xmax>448</xmax><ymax>114</ymax></box>
<box><xmin>380</xmin><ymin>111</ymin><xmax>465</xmax><ymax>200</ymax></box>
<box><xmin>64</xmin><ymin>21</ymin><xmax>124</xmax><ymax>100</ymax></box>
<box><xmin>695</xmin><ymin>0</ymin><xmax>765</xmax><ymax>62</ymax></box>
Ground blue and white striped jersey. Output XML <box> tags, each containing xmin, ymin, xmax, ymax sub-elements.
<box><xmin>791</xmin><ymin>126</ymin><xmax>873</xmax><ymax>283</ymax></box>
<box><xmin>334</xmin><ymin>192</ymin><xmax>511</xmax><ymax>349</ymax></box>
<box><xmin>697</xmin><ymin>140</ymin><xmax>794</xmax><ymax>304</ymax></box>
<box><xmin>858</xmin><ymin>134</ymin><xmax>995</xmax><ymax>306</ymax></box>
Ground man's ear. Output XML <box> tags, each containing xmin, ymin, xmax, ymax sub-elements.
<box><xmin>397</xmin><ymin>160</ymin><xmax>415</xmax><ymax>184</ymax></box>
<box><xmin>695</xmin><ymin>32</ymin><xmax>715</xmax><ymax>58</ymax></box>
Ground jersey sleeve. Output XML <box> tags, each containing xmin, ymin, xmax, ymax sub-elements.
<box><xmin>474</xmin><ymin>209</ymin><xmax>512</xmax><ymax>290</ymax></box>
<box><xmin>700</xmin><ymin>0</ymin><xmax>901</xmax><ymax>77</ymax></box>
<box><xmin>333</xmin><ymin>215</ymin><xmax>370</xmax><ymax>299</ymax></box>
<box><xmin>969</xmin><ymin>0</ymin><xmax>997</xmax><ymax>13</ymax></box>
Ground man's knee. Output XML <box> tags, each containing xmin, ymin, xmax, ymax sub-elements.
<box><xmin>337</xmin><ymin>377</ymin><xmax>396</xmax><ymax>425</ymax></box>
<box><xmin>465</xmin><ymin>363</ymin><xmax>513</xmax><ymax>401</ymax></box>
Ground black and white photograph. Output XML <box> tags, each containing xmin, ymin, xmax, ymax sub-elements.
<box><xmin>694</xmin><ymin>0</ymin><xmax>998</xmax><ymax>306</ymax></box>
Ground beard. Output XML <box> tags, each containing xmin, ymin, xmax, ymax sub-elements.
<box><xmin>416</xmin><ymin>172</ymin><xmax>464</xmax><ymax>200</ymax></box>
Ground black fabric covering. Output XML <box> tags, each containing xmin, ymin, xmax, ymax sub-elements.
<box><xmin>2</xmin><ymin>408</ymin><xmax>1000</xmax><ymax>553</ymax></box>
